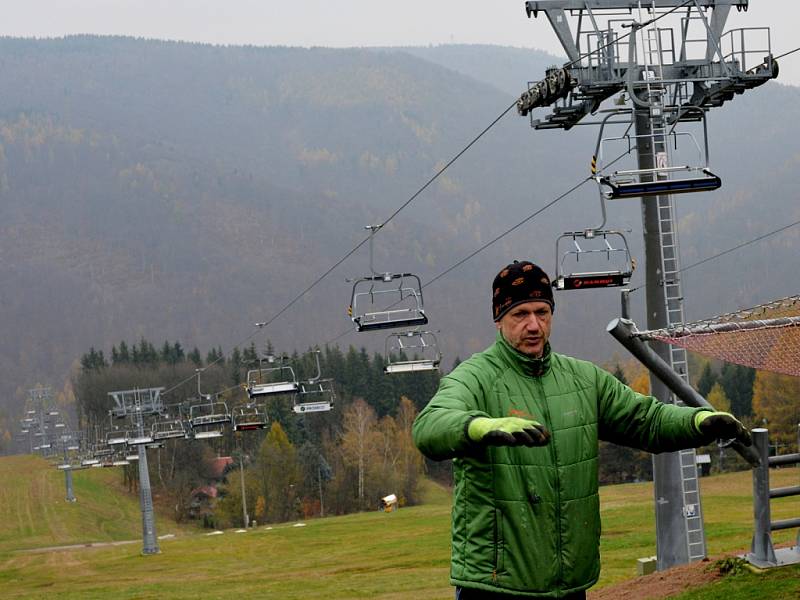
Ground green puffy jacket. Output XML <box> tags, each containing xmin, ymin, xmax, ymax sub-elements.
<box><xmin>412</xmin><ymin>333</ymin><xmax>706</xmax><ymax>598</ymax></box>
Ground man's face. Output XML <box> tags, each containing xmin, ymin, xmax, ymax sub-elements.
<box><xmin>495</xmin><ymin>301</ymin><xmax>553</xmax><ymax>358</ymax></box>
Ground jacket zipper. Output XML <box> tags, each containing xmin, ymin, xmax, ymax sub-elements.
<box><xmin>537</xmin><ymin>375</ymin><xmax>564</xmax><ymax>589</ymax></box>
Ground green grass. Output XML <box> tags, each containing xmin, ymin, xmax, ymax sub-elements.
<box><xmin>596</xmin><ymin>468</ymin><xmax>799</xmax><ymax>588</ymax></box>
<box><xmin>672</xmin><ymin>563</ymin><xmax>800</xmax><ymax>600</ymax></box>
<box><xmin>0</xmin><ymin>455</ymin><xmax>797</xmax><ymax>599</ymax></box>
<box><xmin>0</xmin><ymin>455</ymin><xmax>176</xmax><ymax>555</ymax></box>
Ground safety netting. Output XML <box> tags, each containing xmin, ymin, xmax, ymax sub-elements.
<box><xmin>634</xmin><ymin>296</ymin><xmax>800</xmax><ymax>377</ymax></box>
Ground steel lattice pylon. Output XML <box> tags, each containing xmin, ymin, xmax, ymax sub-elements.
<box><xmin>518</xmin><ymin>0</ymin><xmax>779</xmax><ymax>571</ymax></box>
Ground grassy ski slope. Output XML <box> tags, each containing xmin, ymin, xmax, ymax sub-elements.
<box><xmin>0</xmin><ymin>454</ymin><xmax>797</xmax><ymax>599</ymax></box>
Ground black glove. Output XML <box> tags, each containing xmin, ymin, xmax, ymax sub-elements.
<box><xmin>694</xmin><ymin>411</ymin><xmax>751</xmax><ymax>447</ymax></box>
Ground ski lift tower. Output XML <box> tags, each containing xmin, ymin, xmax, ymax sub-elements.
<box><xmin>109</xmin><ymin>387</ymin><xmax>165</xmax><ymax>555</ymax></box>
<box><xmin>517</xmin><ymin>0</ymin><xmax>778</xmax><ymax>570</ymax></box>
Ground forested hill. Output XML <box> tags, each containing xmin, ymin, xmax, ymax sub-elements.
<box><xmin>0</xmin><ymin>37</ymin><xmax>798</xmax><ymax>429</ymax></box>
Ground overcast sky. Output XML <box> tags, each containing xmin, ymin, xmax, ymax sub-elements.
<box><xmin>2</xmin><ymin>1</ymin><xmax>798</xmax><ymax>86</ymax></box>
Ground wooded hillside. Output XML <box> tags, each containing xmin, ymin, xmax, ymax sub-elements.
<box><xmin>1</xmin><ymin>37</ymin><xmax>797</xmax><ymax>442</ymax></box>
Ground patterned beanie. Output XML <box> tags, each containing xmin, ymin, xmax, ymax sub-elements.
<box><xmin>492</xmin><ymin>261</ymin><xmax>555</xmax><ymax>322</ymax></box>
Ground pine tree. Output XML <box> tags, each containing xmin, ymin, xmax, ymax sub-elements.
<box><xmin>188</xmin><ymin>347</ymin><xmax>203</xmax><ymax>367</ymax></box>
<box><xmin>696</xmin><ymin>362</ymin><xmax>718</xmax><ymax>398</ymax></box>
<box><xmin>720</xmin><ymin>364</ymin><xmax>755</xmax><ymax>417</ymax></box>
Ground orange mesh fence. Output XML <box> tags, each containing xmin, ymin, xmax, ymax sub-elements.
<box><xmin>638</xmin><ymin>296</ymin><xmax>800</xmax><ymax>377</ymax></box>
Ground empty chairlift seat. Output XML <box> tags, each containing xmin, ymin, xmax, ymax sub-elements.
<box><xmin>246</xmin><ymin>362</ymin><xmax>300</xmax><ymax>398</ymax></box>
<box><xmin>188</xmin><ymin>398</ymin><xmax>231</xmax><ymax>439</ymax></box>
<box><xmin>293</xmin><ymin>350</ymin><xmax>335</xmax><ymax>414</ymax></box>
<box><xmin>151</xmin><ymin>417</ymin><xmax>187</xmax><ymax>441</ymax></box>
<box><xmin>349</xmin><ymin>273</ymin><xmax>428</xmax><ymax>332</ymax></box>
<box><xmin>106</xmin><ymin>429</ymin><xmax>129</xmax><ymax>447</ymax></box>
<box><xmin>347</xmin><ymin>224</ymin><xmax>429</xmax><ymax>333</ymax></box>
<box><xmin>384</xmin><ymin>330</ymin><xmax>441</xmax><ymax>374</ymax></box>
<box><xmin>593</xmin><ymin>107</ymin><xmax>721</xmax><ymax>200</ymax></box>
<box><xmin>293</xmin><ymin>380</ymin><xmax>335</xmax><ymax>414</ymax></box>
<box><xmin>598</xmin><ymin>166</ymin><xmax>721</xmax><ymax>199</ymax></box>
<box><xmin>233</xmin><ymin>404</ymin><xmax>269</xmax><ymax>431</ymax></box>
<box><xmin>553</xmin><ymin>229</ymin><xmax>634</xmax><ymax>291</ymax></box>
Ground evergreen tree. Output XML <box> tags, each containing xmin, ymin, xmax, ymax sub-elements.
<box><xmin>161</xmin><ymin>340</ymin><xmax>174</xmax><ymax>364</ymax></box>
<box><xmin>80</xmin><ymin>347</ymin><xmax>108</xmax><ymax>371</ymax></box>
<box><xmin>188</xmin><ymin>347</ymin><xmax>203</xmax><ymax>367</ymax></box>
<box><xmin>696</xmin><ymin>362</ymin><xmax>718</xmax><ymax>398</ymax></box>
<box><xmin>206</xmin><ymin>347</ymin><xmax>221</xmax><ymax>365</ymax></box>
<box><xmin>115</xmin><ymin>340</ymin><xmax>131</xmax><ymax>364</ymax></box>
<box><xmin>230</xmin><ymin>347</ymin><xmax>243</xmax><ymax>385</ymax></box>
<box><xmin>720</xmin><ymin>363</ymin><xmax>756</xmax><ymax>417</ymax></box>
<box><xmin>242</xmin><ymin>342</ymin><xmax>258</xmax><ymax>365</ymax></box>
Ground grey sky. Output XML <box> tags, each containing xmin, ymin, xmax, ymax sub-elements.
<box><xmin>2</xmin><ymin>1</ymin><xmax>798</xmax><ymax>86</ymax></box>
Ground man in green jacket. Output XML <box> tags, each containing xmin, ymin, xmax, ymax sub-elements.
<box><xmin>412</xmin><ymin>260</ymin><xmax>750</xmax><ymax>599</ymax></box>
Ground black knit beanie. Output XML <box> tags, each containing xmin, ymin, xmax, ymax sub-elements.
<box><xmin>492</xmin><ymin>261</ymin><xmax>555</xmax><ymax>322</ymax></box>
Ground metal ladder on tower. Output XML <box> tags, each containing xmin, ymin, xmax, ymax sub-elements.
<box><xmin>641</xmin><ymin>3</ymin><xmax>707</xmax><ymax>563</ymax></box>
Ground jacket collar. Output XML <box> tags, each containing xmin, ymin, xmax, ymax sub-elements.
<box><xmin>495</xmin><ymin>331</ymin><xmax>552</xmax><ymax>378</ymax></box>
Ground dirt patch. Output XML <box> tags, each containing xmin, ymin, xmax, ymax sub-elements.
<box><xmin>589</xmin><ymin>557</ymin><xmax>721</xmax><ymax>600</ymax></box>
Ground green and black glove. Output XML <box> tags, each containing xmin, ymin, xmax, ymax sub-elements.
<box><xmin>694</xmin><ymin>411</ymin><xmax>751</xmax><ymax>447</ymax></box>
<box><xmin>467</xmin><ymin>417</ymin><xmax>551</xmax><ymax>447</ymax></box>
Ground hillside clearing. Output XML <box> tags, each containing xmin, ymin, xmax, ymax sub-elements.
<box><xmin>0</xmin><ymin>455</ymin><xmax>797</xmax><ymax>599</ymax></box>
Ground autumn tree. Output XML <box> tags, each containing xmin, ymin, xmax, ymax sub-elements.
<box><xmin>340</xmin><ymin>398</ymin><xmax>380</xmax><ymax>510</ymax></box>
<box><xmin>254</xmin><ymin>421</ymin><xmax>301</xmax><ymax>523</ymax></box>
<box><xmin>752</xmin><ymin>370</ymin><xmax>800</xmax><ymax>449</ymax></box>
<box><xmin>706</xmin><ymin>382</ymin><xmax>731</xmax><ymax>414</ymax></box>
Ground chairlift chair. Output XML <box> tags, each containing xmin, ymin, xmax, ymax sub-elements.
<box><xmin>593</xmin><ymin>109</ymin><xmax>721</xmax><ymax>199</ymax></box>
<box><xmin>151</xmin><ymin>417</ymin><xmax>187</xmax><ymax>441</ymax></box>
<box><xmin>293</xmin><ymin>381</ymin><xmax>335</xmax><ymax>414</ymax></box>
<box><xmin>189</xmin><ymin>397</ymin><xmax>231</xmax><ymax>439</ymax></box>
<box><xmin>126</xmin><ymin>431</ymin><xmax>155</xmax><ymax>446</ymax></box>
<box><xmin>384</xmin><ymin>330</ymin><xmax>442</xmax><ymax>374</ymax></box>
<box><xmin>246</xmin><ymin>358</ymin><xmax>299</xmax><ymax>398</ymax></box>
<box><xmin>106</xmin><ymin>430</ymin><xmax>129</xmax><ymax>447</ymax></box>
<box><xmin>349</xmin><ymin>273</ymin><xmax>428</xmax><ymax>332</ymax></box>
<box><xmin>293</xmin><ymin>350</ymin><xmax>335</xmax><ymax>414</ymax></box>
<box><xmin>347</xmin><ymin>225</ymin><xmax>428</xmax><ymax>332</ymax></box>
<box><xmin>233</xmin><ymin>404</ymin><xmax>269</xmax><ymax>431</ymax></box>
<box><xmin>553</xmin><ymin>229</ymin><xmax>634</xmax><ymax>291</ymax></box>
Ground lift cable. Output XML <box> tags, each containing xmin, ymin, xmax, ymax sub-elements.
<box><xmin>774</xmin><ymin>46</ymin><xmax>800</xmax><ymax>61</ymax></box>
<box><xmin>323</xmin><ymin>177</ymin><xmax>594</xmax><ymax>347</ymax></box>
<box><xmin>626</xmin><ymin>217</ymin><xmax>800</xmax><ymax>294</ymax></box>
<box><xmin>159</xmin><ymin>102</ymin><xmax>517</xmax><ymax>397</ymax></box>
<box><xmin>225</xmin><ymin>0</ymin><xmax>697</xmax><ymax>356</ymax></box>
<box><xmin>680</xmin><ymin>218</ymin><xmax>800</xmax><ymax>275</ymax></box>
<box><xmin>162</xmin><ymin>13</ymin><xmax>795</xmax><ymax>398</ymax></box>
